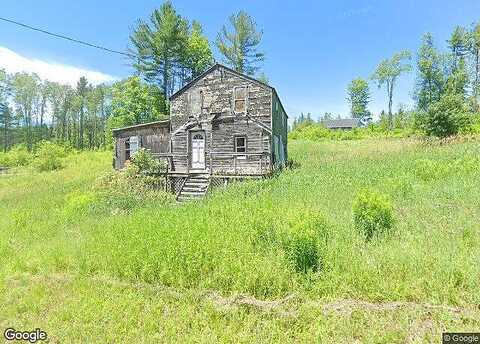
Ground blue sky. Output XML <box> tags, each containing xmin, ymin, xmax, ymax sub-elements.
<box><xmin>1</xmin><ymin>0</ymin><xmax>480</xmax><ymax>120</ymax></box>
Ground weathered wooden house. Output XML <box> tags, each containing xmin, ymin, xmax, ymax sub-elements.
<box><xmin>113</xmin><ymin>63</ymin><xmax>288</xmax><ymax>201</ymax></box>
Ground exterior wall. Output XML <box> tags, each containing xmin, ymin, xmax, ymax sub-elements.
<box><xmin>209</xmin><ymin>117</ymin><xmax>271</xmax><ymax>175</ymax></box>
<box><xmin>114</xmin><ymin>122</ymin><xmax>170</xmax><ymax>169</ymax></box>
<box><xmin>169</xmin><ymin>65</ymin><xmax>273</xmax><ymax>175</ymax></box>
<box><xmin>271</xmin><ymin>91</ymin><xmax>288</xmax><ymax>167</ymax></box>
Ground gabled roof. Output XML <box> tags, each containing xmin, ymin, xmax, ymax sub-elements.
<box><xmin>321</xmin><ymin>118</ymin><xmax>361</xmax><ymax>129</ymax></box>
<box><xmin>169</xmin><ymin>63</ymin><xmax>288</xmax><ymax>118</ymax></box>
<box><xmin>169</xmin><ymin>63</ymin><xmax>271</xmax><ymax>100</ymax></box>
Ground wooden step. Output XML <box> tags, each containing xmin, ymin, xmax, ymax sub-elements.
<box><xmin>182</xmin><ymin>187</ymin><xmax>207</xmax><ymax>192</ymax></box>
<box><xmin>184</xmin><ymin>181</ymin><xmax>209</xmax><ymax>186</ymax></box>
<box><xmin>176</xmin><ymin>175</ymin><xmax>211</xmax><ymax>202</ymax></box>
<box><xmin>180</xmin><ymin>191</ymin><xmax>206</xmax><ymax>196</ymax></box>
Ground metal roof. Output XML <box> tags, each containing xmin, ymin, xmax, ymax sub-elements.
<box><xmin>112</xmin><ymin>119</ymin><xmax>170</xmax><ymax>134</ymax></box>
<box><xmin>321</xmin><ymin>118</ymin><xmax>361</xmax><ymax>128</ymax></box>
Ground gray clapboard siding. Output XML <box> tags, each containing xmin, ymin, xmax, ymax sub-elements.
<box><xmin>113</xmin><ymin>64</ymin><xmax>287</xmax><ymax>177</ymax></box>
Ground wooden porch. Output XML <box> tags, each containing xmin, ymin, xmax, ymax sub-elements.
<box><xmin>151</xmin><ymin>151</ymin><xmax>272</xmax><ymax>177</ymax></box>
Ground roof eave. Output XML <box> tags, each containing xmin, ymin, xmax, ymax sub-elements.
<box><xmin>112</xmin><ymin>119</ymin><xmax>170</xmax><ymax>134</ymax></box>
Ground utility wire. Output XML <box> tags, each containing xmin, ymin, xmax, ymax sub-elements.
<box><xmin>0</xmin><ymin>16</ymin><xmax>137</xmax><ymax>59</ymax></box>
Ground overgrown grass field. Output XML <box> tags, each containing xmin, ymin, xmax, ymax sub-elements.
<box><xmin>1</xmin><ymin>138</ymin><xmax>479</xmax><ymax>343</ymax></box>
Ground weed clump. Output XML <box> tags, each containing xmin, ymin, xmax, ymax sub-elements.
<box><xmin>352</xmin><ymin>189</ymin><xmax>394</xmax><ymax>240</ymax></box>
<box><xmin>130</xmin><ymin>148</ymin><xmax>167</xmax><ymax>175</ymax></box>
<box><xmin>0</xmin><ymin>144</ymin><xmax>32</xmax><ymax>167</ymax></box>
<box><xmin>254</xmin><ymin>209</ymin><xmax>328</xmax><ymax>274</ymax></box>
<box><xmin>414</xmin><ymin>159</ymin><xmax>450</xmax><ymax>182</ymax></box>
<box><xmin>33</xmin><ymin>141</ymin><xmax>67</xmax><ymax>172</ymax></box>
<box><xmin>93</xmin><ymin>151</ymin><xmax>172</xmax><ymax>212</ymax></box>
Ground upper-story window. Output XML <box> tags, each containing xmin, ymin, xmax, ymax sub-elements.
<box><xmin>233</xmin><ymin>86</ymin><xmax>247</xmax><ymax>113</ymax></box>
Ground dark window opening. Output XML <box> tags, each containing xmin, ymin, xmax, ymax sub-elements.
<box><xmin>235</xmin><ymin>136</ymin><xmax>247</xmax><ymax>153</ymax></box>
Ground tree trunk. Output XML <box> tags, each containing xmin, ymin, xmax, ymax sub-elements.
<box><xmin>475</xmin><ymin>52</ymin><xmax>479</xmax><ymax>111</ymax></box>
<box><xmin>40</xmin><ymin>96</ymin><xmax>46</xmax><ymax>139</ymax></box>
<box><xmin>388</xmin><ymin>81</ymin><xmax>393</xmax><ymax>130</ymax></box>
<box><xmin>79</xmin><ymin>106</ymin><xmax>84</xmax><ymax>149</ymax></box>
<box><xmin>3</xmin><ymin>118</ymin><xmax>8</xmax><ymax>153</ymax></box>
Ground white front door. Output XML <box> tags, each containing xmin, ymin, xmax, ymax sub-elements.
<box><xmin>190</xmin><ymin>131</ymin><xmax>206</xmax><ymax>170</ymax></box>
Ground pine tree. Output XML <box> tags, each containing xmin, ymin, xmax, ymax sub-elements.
<box><xmin>130</xmin><ymin>1</ymin><xmax>189</xmax><ymax>96</ymax></box>
<box><xmin>448</xmin><ymin>26</ymin><xmax>469</xmax><ymax>70</ymax></box>
<box><xmin>216</xmin><ymin>11</ymin><xmax>265</xmax><ymax>75</ymax></box>
<box><xmin>414</xmin><ymin>33</ymin><xmax>445</xmax><ymax>111</ymax></box>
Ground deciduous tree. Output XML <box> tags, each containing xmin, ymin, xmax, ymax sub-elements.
<box><xmin>347</xmin><ymin>78</ymin><xmax>370</xmax><ymax>119</ymax></box>
<box><xmin>371</xmin><ymin>51</ymin><xmax>412</xmax><ymax>129</ymax></box>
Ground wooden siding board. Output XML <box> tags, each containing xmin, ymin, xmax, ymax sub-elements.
<box><xmin>169</xmin><ymin>65</ymin><xmax>273</xmax><ymax>175</ymax></box>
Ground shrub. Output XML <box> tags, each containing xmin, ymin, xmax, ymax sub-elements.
<box><xmin>130</xmin><ymin>148</ymin><xmax>166</xmax><ymax>175</ymax></box>
<box><xmin>33</xmin><ymin>141</ymin><xmax>67</xmax><ymax>172</ymax></box>
<box><xmin>425</xmin><ymin>93</ymin><xmax>471</xmax><ymax>138</ymax></box>
<box><xmin>352</xmin><ymin>189</ymin><xmax>394</xmax><ymax>240</ymax></box>
<box><xmin>252</xmin><ymin>209</ymin><xmax>328</xmax><ymax>274</ymax></box>
<box><xmin>64</xmin><ymin>191</ymin><xmax>97</xmax><ymax>216</ymax></box>
<box><xmin>93</xmin><ymin>167</ymin><xmax>171</xmax><ymax>212</ymax></box>
<box><xmin>0</xmin><ymin>145</ymin><xmax>33</xmax><ymax>167</ymax></box>
<box><xmin>281</xmin><ymin>210</ymin><xmax>328</xmax><ymax>273</ymax></box>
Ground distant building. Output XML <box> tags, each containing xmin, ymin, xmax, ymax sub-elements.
<box><xmin>321</xmin><ymin>118</ymin><xmax>362</xmax><ymax>130</ymax></box>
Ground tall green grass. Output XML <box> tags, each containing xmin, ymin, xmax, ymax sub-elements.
<box><xmin>1</xmin><ymin>138</ymin><xmax>479</xmax><ymax>306</ymax></box>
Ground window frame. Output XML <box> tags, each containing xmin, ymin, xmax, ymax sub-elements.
<box><xmin>233</xmin><ymin>86</ymin><xmax>247</xmax><ymax>114</ymax></box>
<box><xmin>234</xmin><ymin>136</ymin><xmax>247</xmax><ymax>158</ymax></box>
<box><xmin>125</xmin><ymin>136</ymin><xmax>140</xmax><ymax>161</ymax></box>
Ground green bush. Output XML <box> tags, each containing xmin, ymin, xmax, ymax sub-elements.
<box><xmin>94</xmin><ymin>167</ymin><xmax>171</xmax><ymax>212</ymax></box>
<box><xmin>130</xmin><ymin>148</ymin><xmax>166</xmax><ymax>175</ymax></box>
<box><xmin>425</xmin><ymin>93</ymin><xmax>471</xmax><ymax>137</ymax></box>
<box><xmin>33</xmin><ymin>141</ymin><xmax>67</xmax><ymax>172</ymax></box>
<box><xmin>282</xmin><ymin>211</ymin><xmax>328</xmax><ymax>273</ymax></box>
<box><xmin>352</xmin><ymin>189</ymin><xmax>394</xmax><ymax>240</ymax></box>
<box><xmin>0</xmin><ymin>145</ymin><xmax>33</xmax><ymax>167</ymax></box>
<box><xmin>64</xmin><ymin>191</ymin><xmax>97</xmax><ymax>216</ymax></box>
<box><xmin>252</xmin><ymin>209</ymin><xmax>328</xmax><ymax>274</ymax></box>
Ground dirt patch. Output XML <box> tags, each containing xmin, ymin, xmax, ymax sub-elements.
<box><xmin>207</xmin><ymin>291</ymin><xmax>298</xmax><ymax>314</ymax></box>
<box><xmin>321</xmin><ymin>299</ymin><xmax>472</xmax><ymax>317</ymax></box>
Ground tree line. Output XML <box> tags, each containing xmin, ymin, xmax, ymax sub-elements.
<box><xmin>341</xmin><ymin>22</ymin><xmax>480</xmax><ymax>137</ymax></box>
<box><xmin>0</xmin><ymin>1</ymin><xmax>266</xmax><ymax>152</ymax></box>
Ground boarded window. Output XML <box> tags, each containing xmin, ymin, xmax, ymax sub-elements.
<box><xmin>189</xmin><ymin>89</ymin><xmax>202</xmax><ymax>115</ymax></box>
<box><xmin>234</xmin><ymin>86</ymin><xmax>247</xmax><ymax>113</ymax></box>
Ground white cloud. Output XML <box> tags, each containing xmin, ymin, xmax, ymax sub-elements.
<box><xmin>0</xmin><ymin>46</ymin><xmax>117</xmax><ymax>86</ymax></box>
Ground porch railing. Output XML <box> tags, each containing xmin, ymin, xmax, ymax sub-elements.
<box><xmin>151</xmin><ymin>151</ymin><xmax>271</xmax><ymax>176</ymax></box>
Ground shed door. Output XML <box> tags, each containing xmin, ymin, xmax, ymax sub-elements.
<box><xmin>190</xmin><ymin>131</ymin><xmax>206</xmax><ymax>170</ymax></box>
